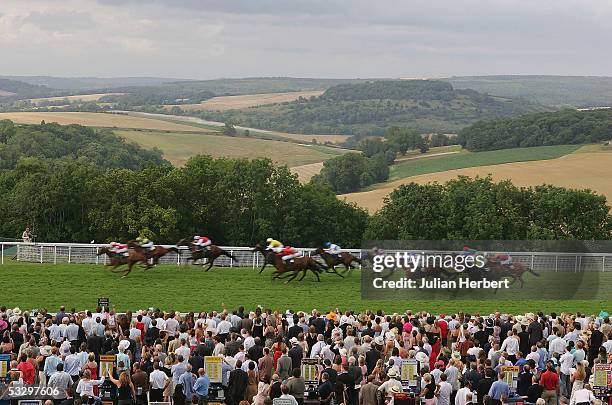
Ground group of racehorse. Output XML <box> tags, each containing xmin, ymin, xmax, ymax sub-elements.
<box><xmin>97</xmin><ymin>241</ymin><xmax>537</xmax><ymax>288</ymax></box>
<box><xmin>97</xmin><ymin>239</ymin><xmax>362</xmax><ymax>280</ymax></box>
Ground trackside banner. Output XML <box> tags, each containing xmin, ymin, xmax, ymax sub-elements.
<box><xmin>360</xmin><ymin>240</ymin><xmax>612</xmax><ymax>300</ymax></box>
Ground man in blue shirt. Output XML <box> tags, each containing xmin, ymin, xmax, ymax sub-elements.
<box><xmin>488</xmin><ymin>372</ymin><xmax>510</xmax><ymax>405</ymax></box>
<box><xmin>193</xmin><ymin>368</ymin><xmax>211</xmax><ymax>405</ymax></box>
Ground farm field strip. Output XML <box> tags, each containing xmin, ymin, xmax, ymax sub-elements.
<box><xmin>115</xmin><ymin>129</ymin><xmax>348</xmax><ymax>167</ymax></box>
<box><xmin>0</xmin><ymin>111</ymin><xmax>210</xmax><ymax>132</ymax></box>
<box><xmin>28</xmin><ymin>92</ymin><xmax>126</xmax><ymax>105</ymax></box>
<box><xmin>165</xmin><ymin>90</ymin><xmax>325</xmax><ymax>111</ymax></box>
<box><xmin>342</xmin><ymin>151</ymin><xmax>612</xmax><ymax>212</ymax></box>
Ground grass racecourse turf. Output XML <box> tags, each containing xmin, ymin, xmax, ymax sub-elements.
<box><xmin>1</xmin><ymin>262</ymin><xmax>610</xmax><ymax>315</ymax></box>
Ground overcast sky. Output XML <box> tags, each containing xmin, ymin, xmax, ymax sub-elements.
<box><xmin>1</xmin><ymin>0</ymin><xmax>611</xmax><ymax>79</ymax></box>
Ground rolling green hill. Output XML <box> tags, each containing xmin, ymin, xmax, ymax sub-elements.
<box><xmin>196</xmin><ymin>80</ymin><xmax>551</xmax><ymax>135</ymax></box>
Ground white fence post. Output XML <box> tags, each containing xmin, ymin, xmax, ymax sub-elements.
<box><xmin>1</xmin><ymin>244</ymin><xmax>3</xmax><ymax>264</ymax></box>
<box><xmin>40</xmin><ymin>245</ymin><xmax>43</xmax><ymax>264</ymax></box>
<box><xmin>230</xmin><ymin>250</ymin><xmax>234</xmax><ymax>267</ymax></box>
<box><xmin>54</xmin><ymin>246</ymin><xmax>57</xmax><ymax>264</ymax></box>
<box><xmin>68</xmin><ymin>246</ymin><xmax>71</xmax><ymax>264</ymax></box>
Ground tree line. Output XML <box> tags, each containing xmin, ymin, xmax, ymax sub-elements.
<box><xmin>0</xmin><ymin>120</ymin><xmax>167</xmax><ymax>170</ymax></box>
<box><xmin>366</xmin><ymin>176</ymin><xmax>612</xmax><ymax>240</ymax></box>
<box><xmin>314</xmin><ymin>128</ymin><xmax>458</xmax><ymax>194</ymax></box>
<box><xmin>458</xmin><ymin>109</ymin><xmax>612</xmax><ymax>151</ymax></box>
<box><xmin>1</xmin><ymin>121</ymin><xmax>610</xmax><ymax>244</ymax></box>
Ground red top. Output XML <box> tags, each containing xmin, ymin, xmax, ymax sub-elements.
<box><xmin>18</xmin><ymin>361</ymin><xmax>36</xmax><ymax>385</ymax></box>
<box><xmin>439</xmin><ymin>319</ymin><xmax>448</xmax><ymax>338</ymax></box>
<box><xmin>540</xmin><ymin>370</ymin><xmax>559</xmax><ymax>390</ymax></box>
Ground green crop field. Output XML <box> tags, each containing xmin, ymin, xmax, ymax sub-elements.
<box><xmin>1</xmin><ymin>262</ymin><xmax>609</xmax><ymax>315</ymax></box>
<box><xmin>115</xmin><ymin>129</ymin><xmax>348</xmax><ymax>167</ymax></box>
<box><xmin>388</xmin><ymin>144</ymin><xmax>581</xmax><ymax>181</ymax></box>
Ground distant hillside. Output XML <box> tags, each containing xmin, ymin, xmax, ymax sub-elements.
<box><xmin>0</xmin><ymin>78</ymin><xmax>58</xmax><ymax>99</ymax></box>
<box><xmin>196</xmin><ymin>80</ymin><xmax>551</xmax><ymax>135</ymax></box>
<box><xmin>0</xmin><ymin>76</ymin><xmax>185</xmax><ymax>90</ymax></box>
<box><xmin>446</xmin><ymin>75</ymin><xmax>612</xmax><ymax>108</ymax></box>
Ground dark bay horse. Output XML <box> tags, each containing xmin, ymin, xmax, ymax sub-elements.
<box><xmin>485</xmin><ymin>258</ymin><xmax>540</xmax><ymax>288</ymax></box>
<box><xmin>127</xmin><ymin>240</ymin><xmax>179</xmax><ymax>265</ymax></box>
<box><xmin>252</xmin><ymin>244</ymin><xmax>324</xmax><ymax>282</ymax></box>
<box><xmin>176</xmin><ymin>238</ymin><xmax>238</xmax><ymax>271</ymax></box>
<box><xmin>97</xmin><ymin>246</ymin><xmax>151</xmax><ymax>278</ymax></box>
<box><xmin>252</xmin><ymin>243</ymin><xmax>276</xmax><ymax>273</ymax></box>
<box><xmin>312</xmin><ymin>247</ymin><xmax>362</xmax><ymax>275</ymax></box>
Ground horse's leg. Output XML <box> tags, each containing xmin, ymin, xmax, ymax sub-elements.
<box><xmin>204</xmin><ymin>259</ymin><xmax>214</xmax><ymax>272</ymax></box>
<box><xmin>258</xmin><ymin>263</ymin><xmax>267</xmax><ymax>274</ymax></box>
<box><xmin>312</xmin><ymin>267</ymin><xmax>321</xmax><ymax>282</ymax></box>
<box><xmin>285</xmin><ymin>271</ymin><xmax>299</xmax><ymax>283</ymax></box>
<box><xmin>122</xmin><ymin>262</ymin><xmax>133</xmax><ymax>278</ymax></box>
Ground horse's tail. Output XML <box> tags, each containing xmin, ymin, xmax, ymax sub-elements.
<box><xmin>168</xmin><ymin>246</ymin><xmax>179</xmax><ymax>253</ymax></box>
<box><xmin>222</xmin><ymin>249</ymin><xmax>239</xmax><ymax>262</ymax></box>
<box><xmin>527</xmin><ymin>267</ymin><xmax>540</xmax><ymax>277</ymax></box>
<box><xmin>352</xmin><ymin>256</ymin><xmax>363</xmax><ymax>265</ymax></box>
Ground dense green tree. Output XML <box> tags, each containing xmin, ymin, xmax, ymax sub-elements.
<box><xmin>365</xmin><ymin>176</ymin><xmax>612</xmax><ymax>240</ymax></box>
<box><xmin>458</xmin><ymin>109</ymin><xmax>612</xmax><ymax>151</ymax></box>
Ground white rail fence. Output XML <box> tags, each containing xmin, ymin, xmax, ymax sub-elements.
<box><xmin>1</xmin><ymin>242</ymin><xmax>612</xmax><ymax>272</ymax></box>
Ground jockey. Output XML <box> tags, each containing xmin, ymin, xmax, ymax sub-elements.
<box><xmin>461</xmin><ymin>245</ymin><xmax>478</xmax><ymax>256</ymax></box>
<box><xmin>266</xmin><ymin>238</ymin><xmax>284</xmax><ymax>253</ymax></box>
<box><xmin>136</xmin><ymin>236</ymin><xmax>155</xmax><ymax>251</ymax></box>
<box><xmin>110</xmin><ymin>242</ymin><xmax>129</xmax><ymax>256</ymax></box>
<box><xmin>193</xmin><ymin>235</ymin><xmax>212</xmax><ymax>250</ymax></box>
<box><xmin>323</xmin><ymin>242</ymin><xmax>342</xmax><ymax>257</ymax></box>
<box><xmin>496</xmin><ymin>253</ymin><xmax>514</xmax><ymax>269</ymax></box>
<box><xmin>280</xmin><ymin>246</ymin><xmax>302</xmax><ymax>263</ymax></box>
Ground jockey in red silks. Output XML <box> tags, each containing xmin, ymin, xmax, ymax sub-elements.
<box><xmin>193</xmin><ymin>235</ymin><xmax>212</xmax><ymax>250</ymax></box>
<box><xmin>280</xmin><ymin>246</ymin><xmax>302</xmax><ymax>263</ymax></box>
<box><xmin>110</xmin><ymin>242</ymin><xmax>129</xmax><ymax>256</ymax></box>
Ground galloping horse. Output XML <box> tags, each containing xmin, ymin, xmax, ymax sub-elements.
<box><xmin>312</xmin><ymin>247</ymin><xmax>364</xmax><ymax>277</ymax></box>
<box><xmin>127</xmin><ymin>240</ymin><xmax>179</xmax><ymax>265</ymax></box>
<box><xmin>485</xmin><ymin>257</ymin><xmax>540</xmax><ymax>288</ymax></box>
<box><xmin>97</xmin><ymin>246</ymin><xmax>151</xmax><ymax>278</ymax></box>
<box><xmin>252</xmin><ymin>243</ymin><xmax>276</xmax><ymax>273</ymax></box>
<box><xmin>252</xmin><ymin>244</ymin><xmax>324</xmax><ymax>282</ymax></box>
<box><xmin>176</xmin><ymin>238</ymin><xmax>238</xmax><ymax>271</ymax></box>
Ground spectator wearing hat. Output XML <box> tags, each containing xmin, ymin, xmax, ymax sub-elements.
<box><xmin>288</xmin><ymin>338</ymin><xmax>303</xmax><ymax>371</ymax></box>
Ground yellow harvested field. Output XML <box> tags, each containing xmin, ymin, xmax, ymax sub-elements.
<box><xmin>290</xmin><ymin>162</ymin><xmax>324</xmax><ymax>182</ymax></box>
<box><xmin>0</xmin><ymin>112</ymin><xmax>206</xmax><ymax>132</ymax></box>
<box><xmin>28</xmin><ymin>93</ymin><xmax>125</xmax><ymax>105</ymax></box>
<box><xmin>165</xmin><ymin>90</ymin><xmax>324</xmax><ymax>111</ymax></box>
<box><xmin>341</xmin><ymin>152</ymin><xmax>612</xmax><ymax>213</ymax></box>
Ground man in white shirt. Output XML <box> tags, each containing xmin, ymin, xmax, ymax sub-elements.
<box><xmin>570</xmin><ymin>384</ymin><xmax>596</xmax><ymax>405</ymax></box>
<box><xmin>48</xmin><ymin>323</ymin><xmax>63</xmax><ymax>342</ymax></box>
<box><xmin>65</xmin><ymin>319</ymin><xmax>79</xmax><ymax>343</ymax></box>
<box><xmin>500</xmin><ymin>330</ymin><xmax>520</xmax><ymax>362</ymax></box>
<box><xmin>165</xmin><ymin>315</ymin><xmax>179</xmax><ymax>334</ymax></box>
<box><xmin>549</xmin><ymin>332</ymin><xmax>567</xmax><ymax>356</ymax></box>
<box><xmin>242</xmin><ymin>329</ymin><xmax>255</xmax><ymax>351</ymax></box>
<box><xmin>217</xmin><ymin>315</ymin><xmax>232</xmax><ymax>339</ymax></box>
<box><xmin>176</xmin><ymin>339</ymin><xmax>191</xmax><ymax>363</ymax></box>
<box><xmin>149</xmin><ymin>362</ymin><xmax>170</xmax><ymax>402</ymax></box>
<box><xmin>559</xmin><ymin>346</ymin><xmax>574</xmax><ymax>398</ymax></box>
<box><xmin>81</xmin><ymin>312</ymin><xmax>95</xmax><ymax>336</ymax></box>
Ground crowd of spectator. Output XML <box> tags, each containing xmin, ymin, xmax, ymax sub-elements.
<box><xmin>1</xmin><ymin>305</ymin><xmax>611</xmax><ymax>405</ymax></box>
